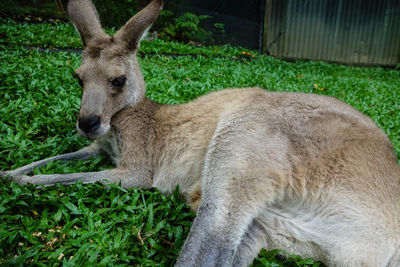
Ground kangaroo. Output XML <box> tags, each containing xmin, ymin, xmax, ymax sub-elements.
<box><xmin>1</xmin><ymin>0</ymin><xmax>400</xmax><ymax>266</ymax></box>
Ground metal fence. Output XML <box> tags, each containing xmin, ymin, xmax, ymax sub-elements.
<box><xmin>185</xmin><ymin>0</ymin><xmax>399</xmax><ymax>66</ymax></box>
<box><xmin>183</xmin><ymin>0</ymin><xmax>263</xmax><ymax>49</ymax></box>
<box><xmin>262</xmin><ymin>0</ymin><xmax>400</xmax><ymax>66</ymax></box>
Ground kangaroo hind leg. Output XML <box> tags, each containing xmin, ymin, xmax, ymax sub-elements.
<box><xmin>176</xmin><ymin>120</ymin><xmax>290</xmax><ymax>266</ymax></box>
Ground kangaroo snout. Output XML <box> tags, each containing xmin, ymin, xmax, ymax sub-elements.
<box><xmin>78</xmin><ymin>115</ymin><xmax>101</xmax><ymax>135</ymax></box>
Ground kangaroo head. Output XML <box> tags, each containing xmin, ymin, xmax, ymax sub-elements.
<box><xmin>68</xmin><ymin>0</ymin><xmax>163</xmax><ymax>140</ymax></box>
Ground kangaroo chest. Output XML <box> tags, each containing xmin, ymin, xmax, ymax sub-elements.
<box><xmin>152</xmin><ymin>141</ymin><xmax>206</xmax><ymax>195</ymax></box>
<box><xmin>97</xmin><ymin>129</ymin><xmax>121</xmax><ymax>166</ymax></box>
<box><xmin>104</xmin><ymin>101</ymin><xmax>219</xmax><ymax>208</ymax></box>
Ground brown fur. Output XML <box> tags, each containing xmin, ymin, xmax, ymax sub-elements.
<box><xmin>2</xmin><ymin>0</ymin><xmax>399</xmax><ymax>266</ymax></box>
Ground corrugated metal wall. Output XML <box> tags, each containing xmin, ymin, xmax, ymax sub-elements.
<box><xmin>263</xmin><ymin>0</ymin><xmax>400</xmax><ymax>66</ymax></box>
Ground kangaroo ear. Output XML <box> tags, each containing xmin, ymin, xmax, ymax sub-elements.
<box><xmin>114</xmin><ymin>0</ymin><xmax>163</xmax><ymax>51</ymax></box>
<box><xmin>67</xmin><ymin>0</ymin><xmax>108</xmax><ymax>46</ymax></box>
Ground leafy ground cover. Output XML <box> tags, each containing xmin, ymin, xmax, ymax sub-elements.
<box><xmin>0</xmin><ymin>20</ymin><xmax>399</xmax><ymax>266</ymax></box>
<box><xmin>0</xmin><ymin>18</ymin><xmax>255</xmax><ymax>58</ymax></box>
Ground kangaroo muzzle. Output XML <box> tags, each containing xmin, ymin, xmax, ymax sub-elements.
<box><xmin>78</xmin><ymin>115</ymin><xmax>101</xmax><ymax>135</ymax></box>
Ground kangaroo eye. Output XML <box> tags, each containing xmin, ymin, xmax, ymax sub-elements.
<box><xmin>111</xmin><ymin>76</ymin><xmax>126</xmax><ymax>87</ymax></box>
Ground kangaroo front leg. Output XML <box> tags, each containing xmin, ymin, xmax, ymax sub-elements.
<box><xmin>0</xmin><ymin>143</ymin><xmax>100</xmax><ymax>178</ymax></box>
<box><xmin>8</xmin><ymin>168</ymin><xmax>151</xmax><ymax>189</ymax></box>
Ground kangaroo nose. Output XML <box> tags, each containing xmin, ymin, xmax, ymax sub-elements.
<box><xmin>78</xmin><ymin>115</ymin><xmax>101</xmax><ymax>134</ymax></box>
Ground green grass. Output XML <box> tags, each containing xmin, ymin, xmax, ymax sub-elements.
<box><xmin>0</xmin><ymin>20</ymin><xmax>400</xmax><ymax>266</ymax></box>
<box><xmin>0</xmin><ymin>180</ymin><xmax>193</xmax><ymax>266</ymax></box>
<box><xmin>0</xmin><ymin>18</ymin><xmax>256</xmax><ymax>58</ymax></box>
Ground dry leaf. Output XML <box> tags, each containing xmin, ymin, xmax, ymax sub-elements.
<box><xmin>58</xmin><ymin>253</ymin><xmax>64</xmax><ymax>260</ymax></box>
